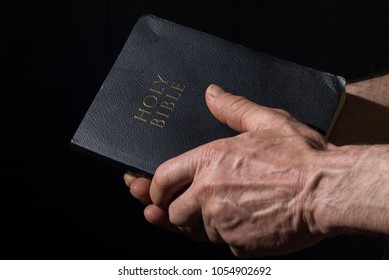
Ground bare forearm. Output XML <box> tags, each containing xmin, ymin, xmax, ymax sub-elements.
<box><xmin>314</xmin><ymin>145</ymin><xmax>389</xmax><ymax>236</ymax></box>
<box><xmin>326</xmin><ymin>75</ymin><xmax>389</xmax><ymax>233</ymax></box>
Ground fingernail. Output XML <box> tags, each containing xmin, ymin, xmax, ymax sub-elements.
<box><xmin>207</xmin><ymin>84</ymin><xmax>225</xmax><ymax>98</ymax></box>
<box><xmin>123</xmin><ymin>173</ymin><xmax>136</xmax><ymax>188</ymax></box>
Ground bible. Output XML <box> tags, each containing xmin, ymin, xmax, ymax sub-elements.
<box><xmin>71</xmin><ymin>14</ymin><xmax>346</xmax><ymax>177</ymax></box>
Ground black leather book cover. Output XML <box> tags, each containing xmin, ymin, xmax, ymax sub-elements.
<box><xmin>71</xmin><ymin>14</ymin><xmax>346</xmax><ymax>177</ymax></box>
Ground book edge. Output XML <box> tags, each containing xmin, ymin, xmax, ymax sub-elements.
<box><xmin>324</xmin><ymin>90</ymin><xmax>347</xmax><ymax>140</ymax></box>
<box><xmin>70</xmin><ymin>138</ymin><xmax>153</xmax><ymax>179</ymax></box>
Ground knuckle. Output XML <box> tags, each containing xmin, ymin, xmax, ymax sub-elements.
<box><xmin>199</xmin><ymin>142</ymin><xmax>223</xmax><ymax>168</ymax></box>
<box><xmin>153</xmin><ymin>164</ymin><xmax>166</xmax><ymax>183</ymax></box>
<box><xmin>168</xmin><ymin>203</ymin><xmax>180</xmax><ymax>225</ymax></box>
<box><xmin>152</xmin><ymin>164</ymin><xmax>170</xmax><ymax>192</ymax></box>
<box><xmin>226</xmin><ymin>95</ymin><xmax>248</xmax><ymax>109</ymax></box>
<box><xmin>273</xmin><ymin>108</ymin><xmax>292</xmax><ymax>118</ymax></box>
<box><xmin>225</xmin><ymin>96</ymin><xmax>253</xmax><ymax>115</ymax></box>
<box><xmin>206</xmin><ymin>201</ymin><xmax>226</xmax><ymax>218</ymax></box>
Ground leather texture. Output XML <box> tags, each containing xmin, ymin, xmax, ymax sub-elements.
<box><xmin>71</xmin><ymin>14</ymin><xmax>346</xmax><ymax>176</ymax></box>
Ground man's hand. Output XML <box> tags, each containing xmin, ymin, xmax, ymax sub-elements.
<box><xmin>124</xmin><ymin>84</ymin><xmax>389</xmax><ymax>257</ymax></box>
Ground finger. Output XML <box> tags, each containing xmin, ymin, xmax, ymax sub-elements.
<box><xmin>123</xmin><ymin>172</ymin><xmax>136</xmax><ymax>187</ymax></box>
<box><xmin>205</xmin><ymin>84</ymin><xmax>291</xmax><ymax>132</ymax></box>
<box><xmin>150</xmin><ymin>152</ymin><xmax>198</xmax><ymax>209</ymax></box>
<box><xmin>168</xmin><ymin>186</ymin><xmax>202</xmax><ymax>226</ymax></box>
<box><xmin>144</xmin><ymin>205</ymin><xmax>210</xmax><ymax>242</ymax></box>
<box><xmin>168</xmin><ymin>187</ymin><xmax>226</xmax><ymax>244</ymax></box>
<box><xmin>144</xmin><ymin>204</ymin><xmax>180</xmax><ymax>232</ymax></box>
<box><xmin>127</xmin><ymin>176</ymin><xmax>152</xmax><ymax>205</ymax></box>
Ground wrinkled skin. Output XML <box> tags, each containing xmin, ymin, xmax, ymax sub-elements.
<box><xmin>124</xmin><ymin>84</ymin><xmax>389</xmax><ymax>257</ymax></box>
<box><xmin>125</xmin><ymin>85</ymin><xmax>335</xmax><ymax>257</ymax></box>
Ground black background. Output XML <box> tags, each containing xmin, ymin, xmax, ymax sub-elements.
<box><xmin>2</xmin><ymin>0</ymin><xmax>389</xmax><ymax>259</ymax></box>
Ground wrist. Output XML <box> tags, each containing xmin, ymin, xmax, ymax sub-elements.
<box><xmin>306</xmin><ymin>145</ymin><xmax>389</xmax><ymax>237</ymax></box>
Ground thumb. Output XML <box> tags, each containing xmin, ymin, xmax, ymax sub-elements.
<box><xmin>205</xmin><ymin>84</ymin><xmax>290</xmax><ymax>132</ymax></box>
